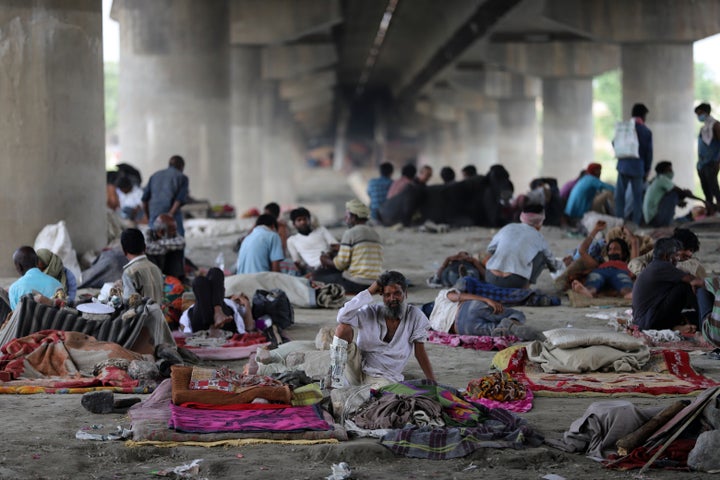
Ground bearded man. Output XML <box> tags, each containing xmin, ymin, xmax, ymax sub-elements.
<box><xmin>286</xmin><ymin>207</ymin><xmax>338</xmax><ymax>274</ymax></box>
<box><xmin>329</xmin><ymin>270</ymin><xmax>436</xmax><ymax>388</ymax></box>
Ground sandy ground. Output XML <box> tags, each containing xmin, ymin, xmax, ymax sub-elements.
<box><xmin>1</xmin><ymin>222</ymin><xmax>720</xmax><ymax>479</ymax></box>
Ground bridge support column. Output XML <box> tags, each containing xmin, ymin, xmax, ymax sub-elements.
<box><xmin>0</xmin><ymin>2</ymin><xmax>105</xmax><ymax>275</ymax></box>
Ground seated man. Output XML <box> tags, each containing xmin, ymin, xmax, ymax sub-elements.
<box><xmin>485</xmin><ymin>204</ymin><xmax>563</xmax><ymax>289</ymax></box>
<box><xmin>428</xmin><ymin>288</ymin><xmax>537</xmax><ymax>340</ymax></box>
<box><xmin>315</xmin><ymin>199</ymin><xmax>383</xmax><ymax>294</ymax></box>
<box><xmin>329</xmin><ymin>271</ymin><xmax>436</xmax><ymax>388</ymax></box>
<box><xmin>571</xmin><ymin>221</ymin><xmax>639</xmax><ymax>299</ymax></box>
<box><xmin>427</xmin><ymin>251</ymin><xmax>485</xmax><ymax>288</ymax></box>
<box><xmin>121</xmin><ymin>228</ymin><xmax>164</xmax><ymax>304</ymax></box>
<box><xmin>642</xmin><ymin>161</ymin><xmax>696</xmax><ymax>227</ymax></box>
<box><xmin>115</xmin><ymin>176</ymin><xmax>147</xmax><ymax>223</ymax></box>
<box><xmin>632</xmin><ymin>238</ymin><xmax>705</xmax><ymax>333</ymax></box>
<box><xmin>8</xmin><ymin>246</ymin><xmax>65</xmax><ymax>310</ymax></box>
<box><xmin>146</xmin><ymin>213</ymin><xmax>186</xmax><ymax>279</ymax></box>
<box><xmin>179</xmin><ymin>267</ymin><xmax>255</xmax><ymax>335</ymax></box>
<box><xmin>564</xmin><ymin>163</ymin><xmax>615</xmax><ymax>222</ymax></box>
<box><xmin>286</xmin><ymin>207</ymin><xmax>338</xmax><ymax>275</ymax></box>
<box><xmin>628</xmin><ymin>228</ymin><xmax>706</xmax><ymax>279</ymax></box>
<box><xmin>236</xmin><ymin>214</ymin><xmax>284</xmax><ymax>274</ymax></box>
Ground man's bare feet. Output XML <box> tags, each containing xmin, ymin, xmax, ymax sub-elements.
<box><xmin>673</xmin><ymin>324</ymin><xmax>697</xmax><ymax>335</ymax></box>
<box><xmin>213</xmin><ymin>305</ymin><xmax>232</xmax><ymax>329</ymax></box>
<box><xmin>571</xmin><ymin>280</ymin><xmax>594</xmax><ymax>298</ymax></box>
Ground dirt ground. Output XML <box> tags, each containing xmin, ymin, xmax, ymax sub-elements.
<box><xmin>1</xmin><ymin>222</ymin><xmax>719</xmax><ymax>479</ymax></box>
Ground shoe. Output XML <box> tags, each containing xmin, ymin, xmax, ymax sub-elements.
<box><xmin>426</xmin><ymin>275</ymin><xmax>443</xmax><ymax>288</ymax></box>
<box><xmin>708</xmin><ymin>348</ymin><xmax>720</xmax><ymax>360</ymax></box>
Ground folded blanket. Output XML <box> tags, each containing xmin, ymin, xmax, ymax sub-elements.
<box><xmin>526</xmin><ymin>340</ymin><xmax>650</xmax><ymax>373</ymax></box>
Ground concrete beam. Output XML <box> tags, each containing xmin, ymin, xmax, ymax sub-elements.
<box><xmin>261</xmin><ymin>44</ymin><xmax>337</xmax><ymax>79</ymax></box>
<box><xmin>288</xmin><ymin>90</ymin><xmax>334</xmax><ymax>113</ymax></box>
<box><xmin>544</xmin><ymin>0</ymin><xmax>720</xmax><ymax>43</ymax></box>
<box><xmin>426</xmin><ymin>85</ymin><xmax>496</xmax><ymax>111</ymax></box>
<box><xmin>414</xmin><ymin>99</ymin><xmax>461</xmax><ymax>123</ymax></box>
<box><xmin>447</xmin><ymin>68</ymin><xmax>540</xmax><ymax>99</ymax></box>
<box><xmin>230</xmin><ymin>0</ymin><xmax>341</xmax><ymax>45</ymax></box>
<box><xmin>487</xmin><ymin>41</ymin><xmax>619</xmax><ymax>78</ymax></box>
<box><xmin>279</xmin><ymin>69</ymin><xmax>336</xmax><ymax>100</ymax></box>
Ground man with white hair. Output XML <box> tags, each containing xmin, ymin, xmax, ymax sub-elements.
<box><xmin>484</xmin><ymin>204</ymin><xmax>563</xmax><ymax>289</ymax></box>
<box><xmin>315</xmin><ymin>199</ymin><xmax>383</xmax><ymax>294</ymax></box>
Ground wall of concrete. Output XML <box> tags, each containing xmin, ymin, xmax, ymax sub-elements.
<box><xmin>116</xmin><ymin>0</ymin><xmax>230</xmax><ymax>204</ymax></box>
<box><xmin>0</xmin><ymin>1</ymin><xmax>106</xmax><ymax>276</ymax></box>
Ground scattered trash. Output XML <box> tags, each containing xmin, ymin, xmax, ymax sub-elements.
<box><xmin>327</xmin><ymin>462</ymin><xmax>352</xmax><ymax>480</ymax></box>
<box><xmin>541</xmin><ymin>475</ymin><xmax>566</xmax><ymax>480</ymax></box>
<box><xmin>235</xmin><ymin>453</ymin><xmax>244</xmax><ymax>459</ymax></box>
<box><xmin>462</xmin><ymin>462</ymin><xmax>478</xmax><ymax>471</ymax></box>
<box><xmin>75</xmin><ymin>425</ymin><xmax>131</xmax><ymax>441</ymax></box>
<box><xmin>155</xmin><ymin>459</ymin><xmax>205</xmax><ymax>479</ymax></box>
<box><xmin>31</xmin><ymin>454</ymin><xmax>41</xmax><ymax>460</ymax></box>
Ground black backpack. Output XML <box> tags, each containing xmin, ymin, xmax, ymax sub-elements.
<box><xmin>251</xmin><ymin>289</ymin><xmax>294</xmax><ymax>330</ymax></box>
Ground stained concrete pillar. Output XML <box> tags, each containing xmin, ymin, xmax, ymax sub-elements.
<box><xmin>230</xmin><ymin>46</ymin><xmax>264</xmax><ymax>213</ymax></box>
<box><xmin>0</xmin><ymin>1</ymin><xmax>105</xmax><ymax>276</ymax></box>
<box><xmin>621</xmin><ymin>43</ymin><xmax>695</xmax><ymax>189</ymax></box>
<box><xmin>116</xmin><ymin>0</ymin><xmax>229</xmax><ymax>203</ymax></box>
<box><xmin>463</xmin><ymin>109</ymin><xmax>499</xmax><ymax>172</ymax></box>
<box><xmin>498</xmin><ymin>98</ymin><xmax>538</xmax><ymax>194</ymax></box>
<box><xmin>542</xmin><ymin>77</ymin><xmax>594</xmax><ymax>180</ymax></box>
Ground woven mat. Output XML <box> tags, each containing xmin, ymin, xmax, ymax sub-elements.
<box><xmin>503</xmin><ymin>347</ymin><xmax>720</xmax><ymax>397</ymax></box>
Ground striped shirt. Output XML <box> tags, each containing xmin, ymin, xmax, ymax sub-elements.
<box><xmin>333</xmin><ymin>224</ymin><xmax>383</xmax><ymax>284</ymax></box>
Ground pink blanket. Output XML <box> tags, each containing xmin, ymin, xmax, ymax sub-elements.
<box><xmin>169</xmin><ymin>403</ymin><xmax>332</xmax><ymax>433</ymax></box>
<box><xmin>427</xmin><ymin>330</ymin><xmax>518</xmax><ymax>351</ymax></box>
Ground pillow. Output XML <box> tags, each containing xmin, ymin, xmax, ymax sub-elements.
<box><xmin>543</xmin><ymin>328</ymin><xmax>645</xmax><ymax>351</ymax></box>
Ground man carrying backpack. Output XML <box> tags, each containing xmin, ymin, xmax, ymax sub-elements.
<box><xmin>614</xmin><ymin>103</ymin><xmax>653</xmax><ymax>225</ymax></box>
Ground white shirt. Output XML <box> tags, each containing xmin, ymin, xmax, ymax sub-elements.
<box><xmin>117</xmin><ymin>185</ymin><xmax>144</xmax><ymax>210</ymax></box>
<box><xmin>179</xmin><ymin>298</ymin><xmax>247</xmax><ymax>334</ymax></box>
<box><xmin>287</xmin><ymin>227</ymin><xmax>337</xmax><ymax>268</ymax></box>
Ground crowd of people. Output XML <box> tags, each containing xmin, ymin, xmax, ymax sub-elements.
<box><xmin>1</xmin><ymin>98</ymin><xmax>720</xmax><ymax>390</ymax></box>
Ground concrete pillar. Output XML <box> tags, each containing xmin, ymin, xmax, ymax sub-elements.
<box><xmin>259</xmin><ymin>82</ymin><xmax>297</xmax><ymax>206</ymax></box>
<box><xmin>116</xmin><ymin>0</ymin><xmax>230</xmax><ymax>203</ymax></box>
<box><xmin>621</xmin><ymin>43</ymin><xmax>695</xmax><ymax>190</ymax></box>
<box><xmin>498</xmin><ymin>98</ymin><xmax>538</xmax><ymax>194</ymax></box>
<box><xmin>542</xmin><ymin>77</ymin><xmax>594</xmax><ymax>180</ymax></box>
<box><xmin>0</xmin><ymin>1</ymin><xmax>105</xmax><ymax>276</ymax></box>
<box><xmin>463</xmin><ymin>109</ymin><xmax>499</xmax><ymax>172</ymax></box>
<box><xmin>230</xmin><ymin>46</ymin><xmax>263</xmax><ymax>213</ymax></box>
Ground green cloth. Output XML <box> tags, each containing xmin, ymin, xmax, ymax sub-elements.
<box><xmin>642</xmin><ymin>174</ymin><xmax>674</xmax><ymax>223</ymax></box>
<box><xmin>703</xmin><ymin>277</ymin><xmax>720</xmax><ymax>348</ymax></box>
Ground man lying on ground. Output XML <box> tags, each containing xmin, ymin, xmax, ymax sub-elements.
<box><xmin>427</xmin><ymin>251</ymin><xmax>485</xmax><ymax>288</ymax></box>
<box><xmin>571</xmin><ymin>221</ymin><xmax>638</xmax><ymax>299</ymax></box>
<box><xmin>632</xmin><ymin>238</ymin><xmax>705</xmax><ymax>334</ymax></box>
<box><xmin>428</xmin><ymin>288</ymin><xmax>539</xmax><ymax>340</ymax></box>
<box><xmin>329</xmin><ymin>270</ymin><xmax>436</xmax><ymax>388</ymax></box>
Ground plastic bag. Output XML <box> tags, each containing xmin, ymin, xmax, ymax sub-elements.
<box><xmin>612</xmin><ymin>119</ymin><xmax>639</xmax><ymax>158</ymax></box>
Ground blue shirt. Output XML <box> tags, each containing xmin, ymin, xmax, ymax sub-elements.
<box><xmin>9</xmin><ymin>268</ymin><xmax>64</xmax><ymax>310</ymax></box>
<box><xmin>367</xmin><ymin>176</ymin><xmax>393</xmax><ymax>220</ymax></box>
<box><xmin>142</xmin><ymin>166</ymin><xmax>189</xmax><ymax>235</ymax></box>
<box><xmin>564</xmin><ymin>175</ymin><xmax>614</xmax><ymax>218</ymax></box>
<box><xmin>236</xmin><ymin>226</ymin><xmax>285</xmax><ymax>274</ymax></box>
<box><xmin>617</xmin><ymin>120</ymin><xmax>653</xmax><ymax>178</ymax></box>
<box><xmin>698</xmin><ymin>133</ymin><xmax>720</xmax><ymax>170</ymax></box>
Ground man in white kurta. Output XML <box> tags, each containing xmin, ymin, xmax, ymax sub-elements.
<box><xmin>331</xmin><ymin>271</ymin><xmax>435</xmax><ymax>387</ymax></box>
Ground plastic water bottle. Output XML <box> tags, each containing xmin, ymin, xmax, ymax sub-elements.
<box><xmin>215</xmin><ymin>252</ymin><xmax>225</xmax><ymax>272</ymax></box>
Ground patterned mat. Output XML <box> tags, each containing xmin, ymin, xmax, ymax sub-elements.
<box><xmin>503</xmin><ymin>347</ymin><xmax>720</xmax><ymax>397</ymax></box>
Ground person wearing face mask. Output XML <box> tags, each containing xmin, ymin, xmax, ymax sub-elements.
<box><xmin>571</xmin><ymin>221</ymin><xmax>639</xmax><ymax>300</ymax></box>
<box><xmin>694</xmin><ymin>103</ymin><xmax>720</xmax><ymax>210</ymax></box>
<box><xmin>642</xmin><ymin>161</ymin><xmax>696</xmax><ymax>227</ymax></box>
<box><xmin>632</xmin><ymin>238</ymin><xmax>705</xmax><ymax>334</ymax></box>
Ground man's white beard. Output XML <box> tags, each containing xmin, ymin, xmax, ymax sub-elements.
<box><xmin>382</xmin><ymin>300</ymin><xmax>405</xmax><ymax>319</ymax></box>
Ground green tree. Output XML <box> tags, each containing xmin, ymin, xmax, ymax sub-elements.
<box><xmin>695</xmin><ymin>62</ymin><xmax>720</xmax><ymax>106</ymax></box>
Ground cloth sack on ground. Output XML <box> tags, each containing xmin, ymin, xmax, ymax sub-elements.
<box><xmin>225</xmin><ymin>272</ymin><xmax>315</xmax><ymax>308</ymax></box>
<box><xmin>34</xmin><ymin>220</ymin><xmax>82</xmax><ymax>284</ymax></box>
<box><xmin>526</xmin><ymin>340</ymin><xmax>650</xmax><ymax>373</ymax></box>
<box><xmin>543</xmin><ymin>328</ymin><xmax>646</xmax><ymax>351</ymax></box>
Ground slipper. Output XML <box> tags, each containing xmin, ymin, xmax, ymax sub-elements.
<box><xmin>708</xmin><ymin>348</ymin><xmax>720</xmax><ymax>360</ymax></box>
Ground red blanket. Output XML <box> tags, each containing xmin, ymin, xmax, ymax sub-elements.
<box><xmin>504</xmin><ymin>347</ymin><xmax>720</xmax><ymax>396</ymax></box>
